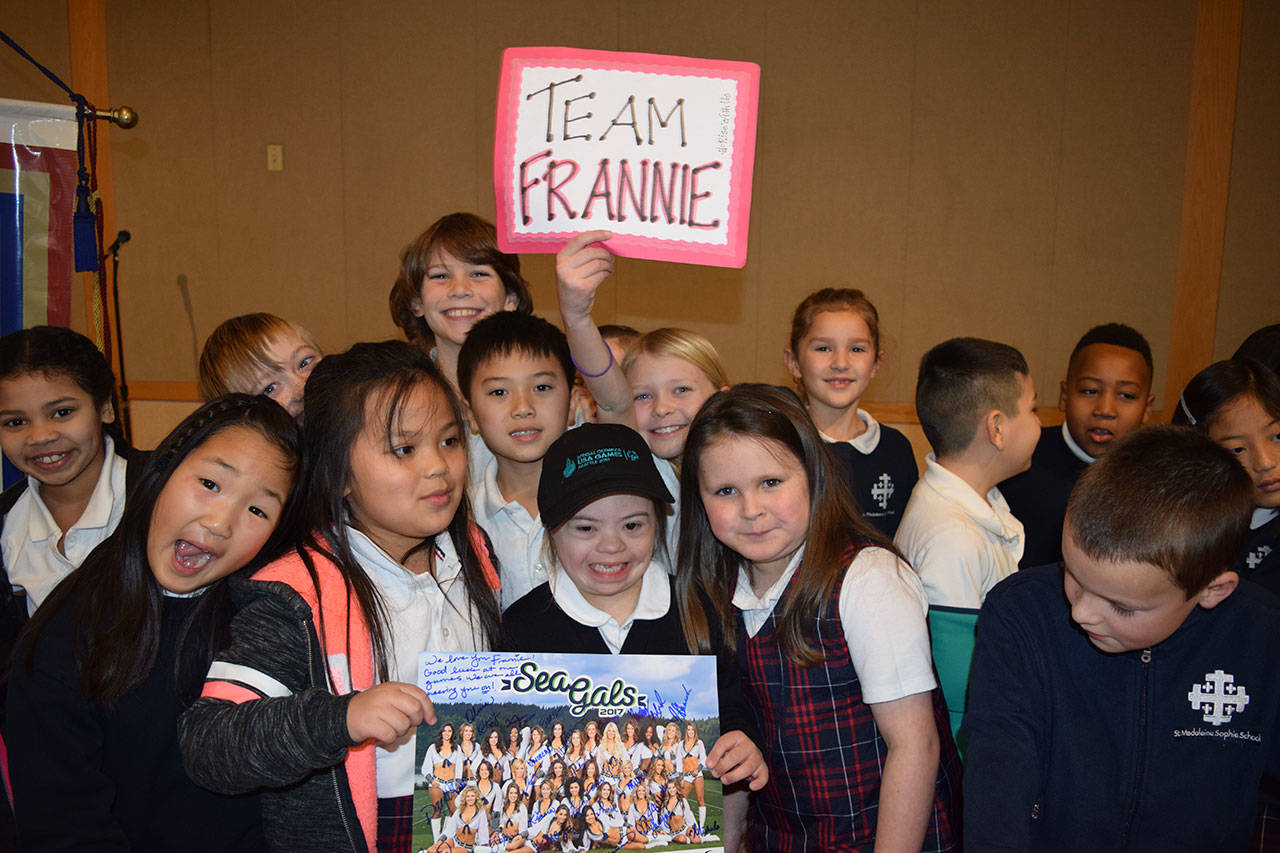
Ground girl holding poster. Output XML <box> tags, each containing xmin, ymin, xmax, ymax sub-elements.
<box><xmin>179</xmin><ymin>342</ymin><xmax>502</xmax><ymax>852</ymax></box>
<box><xmin>675</xmin><ymin>383</ymin><xmax>961</xmax><ymax>852</ymax></box>
<box><xmin>500</xmin><ymin>421</ymin><xmax>767</xmax><ymax>849</ymax></box>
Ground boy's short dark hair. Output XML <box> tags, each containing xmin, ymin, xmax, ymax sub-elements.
<box><xmin>1069</xmin><ymin>323</ymin><xmax>1153</xmax><ymax>377</ymax></box>
<box><xmin>915</xmin><ymin>337</ymin><xmax>1029</xmax><ymax>457</ymax></box>
<box><xmin>1066</xmin><ymin>426</ymin><xmax>1254</xmax><ymax>597</ymax></box>
<box><xmin>457</xmin><ymin>312</ymin><xmax>574</xmax><ymax>402</ymax></box>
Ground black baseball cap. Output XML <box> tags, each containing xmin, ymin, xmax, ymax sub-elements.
<box><xmin>538</xmin><ymin>423</ymin><xmax>674</xmax><ymax>531</ymax></box>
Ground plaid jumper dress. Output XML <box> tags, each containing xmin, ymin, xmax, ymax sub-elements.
<box><xmin>739</xmin><ymin>547</ymin><xmax>961</xmax><ymax>851</ymax></box>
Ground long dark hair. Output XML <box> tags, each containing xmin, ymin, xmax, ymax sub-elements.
<box><xmin>0</xmin><ymin>324</ymin><xmax>124</xmax><ymax>444</ymax></box>
<box><xmin>296</xmin><ymin>340</ymin><xmax>501</xmax><ymax>680</ymax></box>
<box><xmin>675</xmin><ymin>383</ymin><xmax>893</xmax><ymax>665</ymax></box>
<box><xmin>1174</xmin><ymin>358</ymin><xmax>1280</xmax><ymax>431</ymax></box>
<box><xmin>18</xmin><ymin>394</ymin><xmax>301</xmax><ymax>705</ymax></box>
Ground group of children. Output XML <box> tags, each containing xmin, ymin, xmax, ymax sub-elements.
<box><xmin>0</xmin><ymin>208</ymin><xmax>1275</xmax><ymax>851</ymax></box>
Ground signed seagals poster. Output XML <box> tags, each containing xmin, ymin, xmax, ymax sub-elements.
<box><xmin>414</xmin><ymin>652</ymin><xmax>723</xmax><ymax>852</ymax></box>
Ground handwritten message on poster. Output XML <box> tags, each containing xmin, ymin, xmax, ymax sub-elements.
<box><xmin>494</xmin><ymin>47</ymin><xmax>760</xmax><ymax>268</ymax></box>
<box><xmin>414</xmin><ymin>652</ymin><xmax>723</xmax><ymax>852</ymax></box>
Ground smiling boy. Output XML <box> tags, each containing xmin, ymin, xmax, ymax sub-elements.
<box><xmin>457</xmin><ymin>312</ymin><xmax>574</xmax><ymax>609</ymax></box>
<box><xmin>1001</xmin><ymin>323</ymin><xmax>1154</xmax><ymax>568</ymax></box>
<box><xmin>964</xmin><ymin>426</ymin><xmax>1280</xmax><ymax>851</ymax></box>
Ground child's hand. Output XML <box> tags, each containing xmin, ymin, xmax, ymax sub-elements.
<box><xmin>706</xmin><ymin>730</ymin><xmax>768</xmax><ymax>790</ymax></box>
<box><xmin>556</xmin><ymin>230</ymin><xmax>614</xmax><ymax>326</ymax></box>
<box><xmin>346</xmin><ymin>682</ymin><xmax>436</xmax><ymax>746</ymax></box>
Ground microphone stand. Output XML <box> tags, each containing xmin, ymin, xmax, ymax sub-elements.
<box><xmin>101</xmin><ymin>232</ymin><xmax>131</xmax><ymax>445</ymax></box>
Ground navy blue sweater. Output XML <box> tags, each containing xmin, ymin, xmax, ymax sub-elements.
<box><xmin>6</xmin><ymin>593</ymin><xmax>267</xmax><ymax>851</ymax></box>
<box><xmin>963</xmin><ymin>566</ymin><xmax>1280</xmax><ymax>851</ymax></box>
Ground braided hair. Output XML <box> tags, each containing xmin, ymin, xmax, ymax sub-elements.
<box><xmin>18</xmin><ymin>394</ymin><xmax>301</xmax><ymax>705</ymax></box>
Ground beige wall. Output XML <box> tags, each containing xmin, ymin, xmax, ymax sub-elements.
<box><xmin>4</xmin><ymin>1</ymin><xmax>1278</xmax><ymax>449</ymax></box>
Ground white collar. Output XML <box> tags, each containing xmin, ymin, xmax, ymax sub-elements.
<box><xmin>27</xmin><ymin>435</ymin><xmax>121</xmax><ymax>542</ymax></box>
<box><xmin>1253</xmin><ymin>507</ymin><xmax>1279</xmax><ymax>531</ymax></box>
<box><xmin>922</xmin><ymin>454</ymin><xmax>1022</xmax><ymax>542</ymax></box>
<box><xmin>732</xmin><ymin>545</ymin><xmax>805</xmax><ymax>614</ymax></box>
<box><xmin>549</xmin><ymin>558</ymin><xmax>670</xmax><ymax>637</ymax></box>
<box><xmin>477</xmin><ymin>454</ymin><xmax>539</xmax><ymax>525</ymax></box>
<box><xmin>1060</xmin><ymin>422</ymin><xmax>1096</xmax><ymax>465</ymax></box>
<box><xmin>346</xmin><ymin>524</ymin><xmax>460</xmax><ymax>586</ymax></box>
<box><xmin>819</xmin><ymin>408</ymin><xmax>881</xmax><ymax>453</ymax></box>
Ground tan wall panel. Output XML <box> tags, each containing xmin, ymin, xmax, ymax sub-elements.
<box><xmin>750</xmin><ymin>0</ymin><xmax>914</xmax><ymax>395</ymax></box>
<box><xmin>206</xmin><ymin>1</ymin><xmax>348</xmax><ymax>352</ymax></box>
<box><xmin>1216</xmin><ymin>0</ymin><xmax>1280</xmax><ymax>361</ymax></box>
<box><xmin>898</xmin><ymin>0</ymin><xmax>1069</xmax><ymax>406</ymax></box>
<box><xmin>1</xmin><ymin>8</ymin><xmax>72</xmax><ymax>101</ymax></box>
<box><xmin>107</xmin><ymin>2</ymin><xmax>220</xmax><ymax>380</ymax></box>
<box><xmin>339</xmin><ymin>0</ymin><xmax>489</xmax><ymax>346</ymax></box>
<box><xmin>1048</xmin><ymin>0</ymin><xmax>1195</xmax><ymax>407</ymax></box>
<box><xmin>86</xmin><ymin>0</ymin><xmax>1234</xmax><ymax>408</ymax></box>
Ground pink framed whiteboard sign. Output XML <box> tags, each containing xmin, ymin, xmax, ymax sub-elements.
<box><xmin>494</xmin><ymin>46</ymin><xmax>760</xmax><ymax>269</ymax></box>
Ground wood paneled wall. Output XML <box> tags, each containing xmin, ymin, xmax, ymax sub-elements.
<box><xmin>3</xmin><ymin>0</ymin><xmax>1278</xmax><ymax>449</ymax></box>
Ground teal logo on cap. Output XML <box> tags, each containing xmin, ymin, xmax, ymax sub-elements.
<box><xmin>562</xmin><ymin>459</ymin><xmax>577</xmax><ymax>478</ymax></box>
<box><xmin>624</xmin><ymin>450</ymin><xmax>639</xmax><ymax>461</ymax></box>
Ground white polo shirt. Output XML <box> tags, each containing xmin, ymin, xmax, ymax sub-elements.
<box><xmin>894</xmin><ymin>453</ymin><xmax>1024</xmax><ymax>610</ymax></box>
<box><xmin>469</xmin><ymin>454</ymin><xmax>550</xmax><ymax>611</ymax></box>
<box><xmin>350</xmin><ymin>525</ymin><xmax>491</xmax><ymax>797</ymax></box>
<box><xmin>3</xmin><ymin>436</ymin><xmax>127</xmax><ymax>614</ymax></box>
<box><xmin>733</xmin><ymin>544</ymin><xmax>936</xmax><ymax>704</ymax></box>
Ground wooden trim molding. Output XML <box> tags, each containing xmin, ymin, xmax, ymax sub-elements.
<box><xmin>67</xmin><ymin>0</ymin><xmax>116</xmax><ymax>353</ymax></box>
<box><xmin>129</xmin><ymin>380</ymin><xmax>201</xmax><ymax>402</ymax></box>
<box><xmin>1164</xmin><ymin>0</ymin><xmax>1244</xmax><ymax>416</ymax></box>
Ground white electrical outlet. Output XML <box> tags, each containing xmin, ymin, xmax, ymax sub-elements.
<box><xmin>267</xmin><ymin>144</ymin><xmax>284</xmax><ymax>172</ymax></box>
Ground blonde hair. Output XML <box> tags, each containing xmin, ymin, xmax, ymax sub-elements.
<box><xmin>198</xmin><ymin>313</ymin><xmax>320</xmax><ymax>401</ymax></box>
<box><xmin>621</xmin><ymin>328</ymin><xmax>729</xmax><ymax>389</ymax></box>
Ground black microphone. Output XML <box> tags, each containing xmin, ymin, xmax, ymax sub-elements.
<box><xmin>107</xmin><ymin>230</ymin><xmax>131</xmax><ymax>254</ymax></box>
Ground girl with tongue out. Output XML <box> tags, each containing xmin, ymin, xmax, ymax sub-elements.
<box><xmin>180</xmin><ymin>341</ymin><xmax>503</xmax><ymax>852</ymax></box>
<box><xmin>6</xmin><ymin>393</ymin><xmax>300</xmax><ymax>850</ymax></box>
